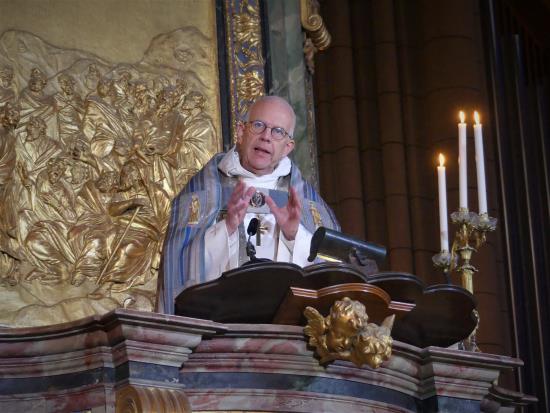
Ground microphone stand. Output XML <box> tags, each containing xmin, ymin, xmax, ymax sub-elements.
<box><xmin>243</xmin><ymin>217</ymin><xmax>271</xmax><ymax>266</ymax></box>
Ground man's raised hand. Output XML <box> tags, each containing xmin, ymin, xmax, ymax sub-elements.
<box><xmin>265</xmin><ymin>186</ymin><xmax>302</xmax><ymax>241</ymax></box>
<box><xmin>225</xmin><ymin>180</ymin><xmax>256</xmax><ymax>235</ymax></box>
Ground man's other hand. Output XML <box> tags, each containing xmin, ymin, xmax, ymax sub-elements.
<box><xmin>266</xmin><ymin>186</ymin><xmax>301</xmax><ymax>241</ymax></box>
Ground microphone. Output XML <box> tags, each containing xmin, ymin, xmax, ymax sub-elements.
<box><xmin>245</xmin><ymin>218</ymin><xmax>259</xmax><ymax>261</ymax></box>
<box><xmin>247</xmin><ymin>218</ymin><xmax>259</xmax><ymax>237</ymax></box>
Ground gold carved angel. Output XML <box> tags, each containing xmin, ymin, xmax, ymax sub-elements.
<box><xmin>304</xmin><ymin>297</ymin><xmax>395</xmax><ymax>368</ymax></box>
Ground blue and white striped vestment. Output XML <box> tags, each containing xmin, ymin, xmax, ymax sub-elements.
<box><xmin>158</xmin><ymin>153</ymin><xmax>339</xmax><ymax>314</ymax></box>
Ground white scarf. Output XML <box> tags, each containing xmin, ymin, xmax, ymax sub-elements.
<box><xmin>217</xmin><ymin>146</ymin><xmax>291</xmax><ymax>188</ymax></box>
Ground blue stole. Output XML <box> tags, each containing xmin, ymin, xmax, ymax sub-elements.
<box><xmin>159</xmin><ymin>153</ymin><xmax>340</xmax><ymax>314</ymax></box>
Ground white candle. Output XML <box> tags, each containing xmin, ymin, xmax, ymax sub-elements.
<box><xmin>458</xmin><ymin>111</ymin><xmax>468</xmax><ymax>210</ymax></box>
<box><xmin>437</xmin><ymin>154</ymin><xmax>449</xmax><ymax>251</ymax></box>
<box><xmin>473</xmin><ymin>111</ymin><xmax>488</xmax><ymax>214</ymax></box>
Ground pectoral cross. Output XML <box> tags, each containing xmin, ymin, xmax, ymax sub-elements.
<box><xmin>255</xmin><ymin>215</ymin><xmax>268</xmax><ymax>246</ymax></box>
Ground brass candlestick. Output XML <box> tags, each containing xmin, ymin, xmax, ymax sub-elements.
<box><xmin>432</xmin><ymin>208</ymin><xmax>497</xmax><ymax>351</ymax></box>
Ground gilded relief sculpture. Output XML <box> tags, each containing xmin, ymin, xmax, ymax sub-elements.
<box><xmin>0</xmin><ymin>28</ymin><xmax>220</xmax><ymax>327</ymax></box>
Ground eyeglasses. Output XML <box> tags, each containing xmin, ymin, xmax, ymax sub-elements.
<box><xmin>245</xmin><ymin>120</ymin><xmax>293</xmax><ymax>140</ymax></box>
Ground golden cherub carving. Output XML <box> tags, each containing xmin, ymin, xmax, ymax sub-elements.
<box><xmin>304</xmin><ymin>297</ymin><xmax>395</xmax><ymax>368</ymax></box>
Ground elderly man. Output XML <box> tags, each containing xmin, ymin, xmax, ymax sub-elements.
<box><xmin>159</xmin><ymin>96</ymin><xmax>339</xmax><ymax>314</ymax></box>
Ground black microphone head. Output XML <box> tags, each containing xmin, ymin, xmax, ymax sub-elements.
<box><xmin>247</xmin><ymin>218</ymin><xmax>259</xmax><ymax>236</ymax></box>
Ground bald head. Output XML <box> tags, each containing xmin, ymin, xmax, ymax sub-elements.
<box><xmin>237</xmin><ymin>95</ymin><xmax>296</xmax><ymax>176</ymax></box>
<box><xmin>246</xmin><ymin>95</ymin><xmax>296</xmax><ymax>137</ymax></box>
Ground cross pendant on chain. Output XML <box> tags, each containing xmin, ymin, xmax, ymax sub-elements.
<box><xmin>255</xmin><ymin>215</ymin><xmax>268</xmax><ymax>246</ymax></box>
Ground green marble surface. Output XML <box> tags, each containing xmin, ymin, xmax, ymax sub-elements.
<box><xmin>265</xmin><ymin>0</ymin><xmax>319</xmax><ymax>188</ymax></box>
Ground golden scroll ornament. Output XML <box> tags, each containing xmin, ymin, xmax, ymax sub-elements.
<box><xmin>226</xmin><ymin>0</ymin><xmax>265</xmax><ymax>141</ymax></box>
<box><xmin>300</xmin><ymin>0</ymin><xmax>332</xmax><ymax>75</ymax></box>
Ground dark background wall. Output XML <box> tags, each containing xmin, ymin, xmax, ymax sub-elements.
<box><xmin>312</xmin><ymin>0</ymin><xmax>550</xmax><ymax>411</ymax></box>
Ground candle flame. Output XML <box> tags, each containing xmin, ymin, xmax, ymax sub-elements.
<box><xmin>439</xmin><ymin>153</ymin><xmax>445</xmax><ymax>167</ymax></box>
<box><xmin>459</xmin><ymin>111</ymin><xmax>465</xmax><ymax>123</ymax></box>
<box><xmin>474</xmin><ymin>111</ymin><xmax>481</xmax><ymax>125</ymax></box>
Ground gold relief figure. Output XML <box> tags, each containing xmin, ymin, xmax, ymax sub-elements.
<box><xmin>32</xmin><ymin>157</ymin><xmax>76</xmax><ymax>222</ymax></box>
<box><xmin>174</xmin><ymin>78</ymin><xmax>189</xmax><ymax>106</ymax></box>
<box><xmin>0</xmin><ymin>101</ymin><xmax>20</xmax><ymax>130</ymax></box>
<box><xmin>2</xmin><ymin>114</ymin><xmax>55</xmax><ymax>242</ymax></box>
<box><xmin>173</xmin><ymin>91</ymin><xmax>216</xmax><ymax>182</ymax></box>
<box><xmin>18</xmin><ymin>68</ymin><xmax>56</xmax><ymax>139</ymax></box>
<box><xmin>113</xmin><ymin>71</ymin><xmax>135</xmax><ymax>121</ymax></box>
<box><xmin>82</xmin><ymin>77</ymin><xmax>133</xmax><ymax>172</ymax></box>
<box><xmin>16</xmin><ymin>116</ymin><xmax>63</xmax><ymax>183</ymax></box>
<box><xmin>132</xmin><ymin>82</ymin><xmax>156</xmax><ymax>120</ymax></box>
<box><xmin>54</xmin><ymin>74</ymin><xmax>84</xmax><ymax>146</ymax></box>
<box><xmin>304</xmin><ymin>297</ymin><xmax>395</xmax><ymax>369</ymax></box>
<box><xmin>133</xmin><ymin>86</ymin><xmax>180</xmax><ymax>198</ymax></box>
<box><xmin>0</xmin><ymin>250</ymin><xmax>19</xmax><ymax>287</ymax></box>
<box><xmin>24</xmin><ymin>169</ymin><xmax>116</xmax><ymax>286</ymax></box>
<box><xmin>69</xmin><ymin>138</ymin><xmax>100</xmax><ymax>181</ymax></box>
<box><xmin>0</xmin><ymin>104</ymin><xmax>20</xmax><ymax>248</ymax></box>
<box><xmin>0</xmin><ymin>102</ymin><xmax>19</xmax><ymax>186</ymax></box>
<box><xmin>69</xmin><ymin>171</ymin><xmax>122</xmax><ymax>286</ymax></box>
<box><xmin>84</xmin><ymin>64</ymin><xmax>101</xmax><ymax>97</ymax></box>
<box><xmin>23</xmin><ymin>157</ymin><xmax>77</xmax><ymax>283</ymax></box>
<box><xmin>97</xmin><ymin>160</ymin><xmax>165</xmax><ymax>294</ymax></box>
<box><xmin>152</xmin><ymin>76</ymin><xmax>170</xmax><ymax>97</ymax></box>
<box><xmin>0</xmin><ymin>65</ymin><xmax>15</xmax><ymax>109</ymax></box>
<box><xmin>72</xmin><ymin>169</ymin><xmax>149</xmax><ymax>289</ymax></box>
<box><xmin>8</xmin><ymin>117</ymin><xmax>63</xmax><ymax>241</ymax></box>
<box><xmin>67</xmin><ymin>156</ymin><xmax>91</xmax><ymax>193</ymax></box>
<box><xmin>0</xmin><ymin>103</ymin><xmax>22</xmax><ymax>284</ymax></box>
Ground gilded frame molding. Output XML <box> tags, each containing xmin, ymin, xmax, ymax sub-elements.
<box><xmin>224</xmin><ymin>0</ymin><xmax>266</xmax><ymax>143</ymax></box>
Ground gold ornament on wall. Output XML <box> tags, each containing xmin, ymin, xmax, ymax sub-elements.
<box><xmin>304</xmin><ymin>297</ymin><xmax>395</xmax><ymax>369</ymax></box>
<box><xmin>225</xmin><ymin>0</ymin><xmax>266</xmax><ymax>141</ymax></box>
<box><xmin>300</xmin><ymin>0</ymin><xmax>331</xmax><ymax>75</ymax></box>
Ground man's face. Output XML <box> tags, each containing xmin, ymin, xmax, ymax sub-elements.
<box><xmin>236</xmin><ymin>99</ymin><xmax>294</xmax><ymax>176</ymax></box>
